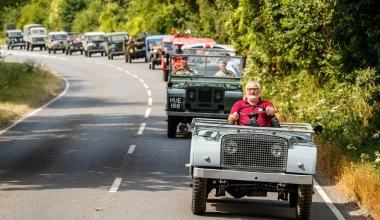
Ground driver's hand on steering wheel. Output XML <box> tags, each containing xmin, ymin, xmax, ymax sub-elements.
<box><xmin>265</xmin><ymin>107</ymin><xmax>275</xmax><ymax>116</ymax></box>
<box><xmin>228</xmin><ymin>112</ymin><xmax>239</xmax><ymax>123</ymax></box>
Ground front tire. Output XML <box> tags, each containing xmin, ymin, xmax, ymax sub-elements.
<box><xmin>163</xmin><ymin>70</ymin><xmax>169</xmax><ymax>82</ymax></box>
<box><xmin>296</xmin><ymin>184</ymin><xmax>313</xmax><ymax>220</ymax></box>
<box><xmin>191</xmin><ymin>177</ymin><xmax>207</xmax><ymax>215</ymax></box>
<box><xmin>167</xmin><ymin>116</ymin><xmax>178</xmax><ymax>138</ymax></box>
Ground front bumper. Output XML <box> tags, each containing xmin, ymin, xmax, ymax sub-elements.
<box><xmin>167</xmin><ymin>111</ymin><xmax>228</xmax><ymax>119</ymax></box>
<box><xmin>110</xmin><ymin>51</ymin><xmax>124</xmax><ymax>56</ymax></box>
<box><xmin>193</xmin><ymin>168</ymin><xmax>313</xmax><ymax>185</ymax></box>
<box><xmin>31</xmin><ymin>42</ymin><xmax>46</xmax><ymax>47</ymax></box>
<box><xmin>10</xmin><ymin>43</ymin><xmax>25</xmax><ymax>47</ymax></box>
<box><xmin>88</xmin><ymin>49</ymin><xmax>105</xmax><ymax>53</ymax></box>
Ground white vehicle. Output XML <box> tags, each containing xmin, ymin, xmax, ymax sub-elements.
<box><xmin>82</xmin><ymin>32</ymin><xmax>105</xmax><ymax>57</ymax></box>
<box><xmin>45</xmin><ymin>32</ymin><xmax>68</xmax><ymax>54</ymax></box>
<box><xmin>23</xmin><ymin>24</ymin><xmax>47</xmax><ymax>51</ymax></box>
<box><xmin>189</xmin><ymin>117</ymin><xmax>323</xmax><ymax>219</ymax></box>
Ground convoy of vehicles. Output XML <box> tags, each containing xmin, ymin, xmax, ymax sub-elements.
<box><xmin>45</xmin><ymin>32</ymin><xmax>67</xmax><ymax>54</ymax></box>
<box><xmin>23</xmin><ymin>24</ymin><xmax>47</xmax><ymax>51</ymax></box>
<box><xmin>5</xmin><ymin>25</ymin><xmax>321</xmax><ymax>219</ymax></box>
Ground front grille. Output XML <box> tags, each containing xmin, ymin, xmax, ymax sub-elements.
<box><xmin>221</xmin><ymin>134</ymin><xmax>288</xmax><ymax>171</ymax></box>
<box><xmin>198</xmin><ymin>88</ymin><xmax>212</xmax><ymax>102</ymax></box>
<box><xmin>185</xmin><ymin>86</ymin><xmax>225</xmax><ymax>111</ymax></box>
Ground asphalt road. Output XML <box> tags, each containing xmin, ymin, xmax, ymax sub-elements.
<box><xmin>0</xmin><ymin>47</ymin><xmax>371</xmax><ymax>220</ymax></box>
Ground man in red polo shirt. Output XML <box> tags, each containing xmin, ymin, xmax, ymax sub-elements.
<box><xmin>228</xmin><ymin>81</ymin><xmax>275</xmax><ymax>127</ymax></box>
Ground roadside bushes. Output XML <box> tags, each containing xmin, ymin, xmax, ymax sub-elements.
<box><xmin>0</xmin><ymin>59</ymin><xmax>39</xmax><ymax>91</ymax></box>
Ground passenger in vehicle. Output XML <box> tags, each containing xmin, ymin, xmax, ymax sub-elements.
<box><xmin>227</xmin><ymin>81</ymin><xmax>275</xmax><ymax>127</ymax></box>
<box><xmin>174</xmin><ymin>56</ymin><xmax>197</xmax><ymax>75</ymax></box>
<box><xmin>214</xmin><ymin>58</ymin><xmax>237</xmax><ymax>77</ymax></box>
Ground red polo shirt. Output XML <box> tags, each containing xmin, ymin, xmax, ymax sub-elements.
<box><xmin>230</xmin><ymin>97</ymin><xmax>275</xmax><ymax>127</ymax></box>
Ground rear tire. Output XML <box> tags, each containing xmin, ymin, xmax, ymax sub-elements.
<box><xmin>296</xmin><ymin>184</ymin><xmax>313</xmax><ymax>220</ymax></box>
<box><xmin>191</xmin><ymin>177</ymin><xmax>207</xmax><ymax>215</ymax></box>
<box><xmin>80</xmin><ymin>50</ymin><xmax>83</xmax><ymax>55</ymax></box>
<box><xmin>110</xmin><ymin>54</ymin><xmax>113</xmax><ymax>60</ymax></box>
<box><xmin>89</xmin><ymin>52</ymin><xmax>91</xmax><ymax>57</ymax></box>
<box><xmin>129</xmin><ymin>56</ymin><xmax>132</xmax><ymax>63</ymax></box>
<box><xmin>152</xmin><ymin>62</ymin><xmax>155</xmax><ymax>70</ymax></box>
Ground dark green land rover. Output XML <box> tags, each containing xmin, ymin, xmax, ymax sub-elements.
<box><xmin>165</xmin><ymin>54</ymin><xmax>244</xmax><ymax>138</ymax></box>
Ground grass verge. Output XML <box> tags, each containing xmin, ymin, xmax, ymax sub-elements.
<box><xmin>0</xmin><ymin>59</ymin><xmax>63</xmax><ymax>128</ymax></box>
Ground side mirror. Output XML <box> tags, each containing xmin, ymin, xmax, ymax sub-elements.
<box><xmin>313</xmin><ymin>125</ymin><xmax>323</xmax><ymax>135</ymax></box>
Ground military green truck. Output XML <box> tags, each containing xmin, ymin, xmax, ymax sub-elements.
<box><xmin>165</xmin><ymin>54</ymin><xmax>244</xmax><ymax>138</ymax></box>
<box><xmin>104</xmin><ymin>32</ymin><xmax>128</xmax><ymax>60</ymax></box>
<box><xmin>5</xmin><ymin>30</ymin><xmax>25</xmax><ymax>50</ymax></box>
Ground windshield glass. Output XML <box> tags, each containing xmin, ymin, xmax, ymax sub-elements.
<box><xmin>170</xmin><ymin>55</ymin><xmax>243</xmax><ymax>77</ymax></box>
<box><xmin>68</xmin><ymin>33</ymin><xmax>83</xmax><ymax>40</ymax></box>
<box><xmin>86</xmin><ymin>35</ymin><xmax>104</xmax><ymax>41</ymax></box>
<box><xmin>182</xmin><ymin>49</ymin><xmax>236</xmax><ymax>56</ymax></box>
<box><xmin>109</xmin><ymin>35</ymin><xmax>128</xmax><ymax>42</ymax></box>
<box><xmin>163</xmin><ymin>42</ymin><xmax>174</xmax><ymax>52</ymax></box>
<box><xmin>31</xmin><ymin>29</ymin><xmax>46</xmax><ymax>35</ymax></box>
<box><xmin>50</xmin><ymin>35</ymin><xmax>67</xmax><ymax>40</ymax></box>
<box><xmin>8</xmin><ymin>32</ymin><xmax>23</xmax><ymax>37</ymax></box>
<box><xmin>147</xmin><ymin>39</ymin><xmax>161</xmax><ymax>50</ymax></box>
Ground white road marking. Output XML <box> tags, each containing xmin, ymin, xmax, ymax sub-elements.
<box><xmin>116</xmin><ymin>67</ymin><xmax>123</xmax><ymax>71</ymax></box>
<box><xmin>148</xmin><ymin>98</ymin><xmax>152</xmax><ymax>106</ymax></box>
<box><xmin>109</xmin><ymin>178</ymin><xmax>122</xmax><ymax>193</ymax></box>
<box><xmin>143</xmin><ymin>84</ymin><xmax>148</xmax><ymax>89</ymax></box>
<box><xmin>127</xmin><ymin>145</ymin><xmax>136</xmax><ymax>154</ymax></box>
<box><xmin>139</xmin><ymin>78</ymin><xmax>144</xmax><ymax>83</ymax></box>
<box><xmin>96</xmin><ymin>62</ymin><xmax>103</xmax><ymax>65</ymax></box>
<box><xmin>147</xmin><ymin>90</ymin><xmax>152</xmax><ymax>96</ymax></box>
<box><xmin>0</xmin><ymin>74</ymin><xmax>70</xmax><ymax>136</ymax></box>
<box><xmin>132</xmin><ymin>74</ymin><xmax>138</xmax><ymax>78</ymax></box>
<box><xmin>107</xmin><ymin>64</ymin><xmax>114</xmax><ymax>67</ymax></box>
<box><xmin>144</xmin><ymin>108</ymin><xmax>151</xmax><ymax>118</ymax></box>
<box><xmin>125</xmin><ymin>70</ymin><xmax>131</xmax><ymax>74</ymax></box>
<box><xmin>313</xmin><ymin>178</ymin><xmax>345</xmax><ymax>220</ymax></box>
<box><xmin>137</xmin><ymin>123</ymin><xmax>146</xmax><ymax>135</ymax></box>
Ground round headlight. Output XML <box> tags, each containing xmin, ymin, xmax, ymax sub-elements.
<box><xmin>189</xmin><ymin>91</ymin><xmax>195</xmax><ymax>99</ymax></box>
<box><xmin>215</xmin><ymin>92</ymin><xmax>222</xmax><ymax>100</ymax></box>
<box><xmin>224</xmin><ymin>140</ymin><xmax>238</xmax><ymax>154</ymax></box>
<box><xmin>270</xmin><ymin>144</ymin><xmax>284</xmax><ymax>157</ymax></box>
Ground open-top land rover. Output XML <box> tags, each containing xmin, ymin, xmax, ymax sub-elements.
<box><xmin>65</xmin><ymin>32</ymin><xmax>84</xmax><ymax>55</ymax></box>
<box><xmin>188</xmin><ymin>118</ymin><xmax>323</xmax><ymax>219</ymax></box>
<box><xmin>165</xmin><ymin>54</ymin><xmax>244</xmax><ymax>138</ymax></box>
<box><xmin>82</xmin><ymin>32</ymin><xmax>105</xmax><ymax>57</ymax></box>
<box><xmin>45</xmin><ymin>31</ymin><xmax>67</xmax><ymax>54</ymax></box>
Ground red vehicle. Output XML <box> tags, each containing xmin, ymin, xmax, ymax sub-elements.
<box><xmin>160</xmin><ymin>36</ymin><xmax>175</xmax><ymax>72</ymax></box>
<box><xmin>162</xmin><ymin>37</ymin><xmax>216</xmax><ymax>81</ymax></box>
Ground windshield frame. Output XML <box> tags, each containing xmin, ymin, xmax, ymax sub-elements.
<box><xmin>169</xmin><ymin>54</ymin><xmax>243</xmax><ymax>78</ymax></box>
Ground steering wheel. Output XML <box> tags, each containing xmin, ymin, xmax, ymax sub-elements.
<box><xmin>173</xmin><ymin>68</ymin><xmax>194</xmax><ymax>75</ymax></box>
<box><xmin>237</xmin><ymin>104</ymin><xmax>272</xmax><ymax>127</ymax></box>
